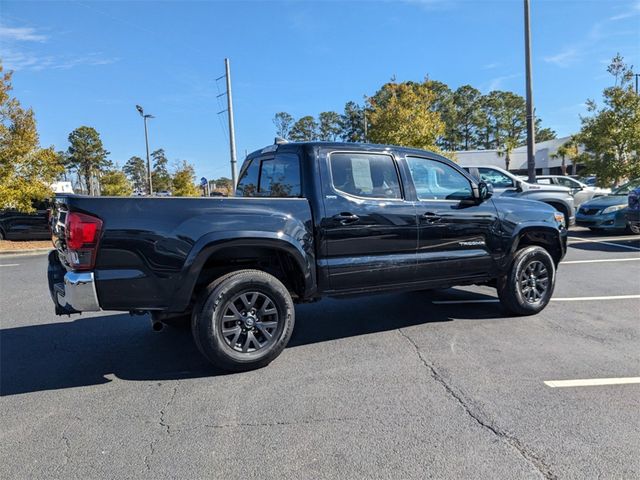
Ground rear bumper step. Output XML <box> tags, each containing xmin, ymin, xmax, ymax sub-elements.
<box><xmin>48</xmin><ymin>250</ymin><xmax>101</xmax><ymax>314</ymax></box>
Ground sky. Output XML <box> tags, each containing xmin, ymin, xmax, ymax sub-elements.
<box><xmin>1</xmin><ymin>0</ymin><xmax>639</xmax><ymax>181</ymax></box>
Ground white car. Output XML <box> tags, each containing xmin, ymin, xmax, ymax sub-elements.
<box><xmin>535</xmin><ymin>175</ymin><xmax>610</xmax><ymax>208</ymax></box>
<box><xmin>462</xmin><ymin>165</ymin><xmax>576</xmax><ymax>226</ymax></box>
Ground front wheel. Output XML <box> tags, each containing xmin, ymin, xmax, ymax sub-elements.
<box><xmin>191</xmin><ymin>270</ymin><xmax>295</xmax><ymax>372</ymax></box>
<box><xmin>626</xmin><ymin>223</ymin><xmax>640</xmax><ymax>235</ymax></box>
<box><xmin>497</xmin><ymin>246</ymin><xmax>556</xmax><ymax>316</ymax></box>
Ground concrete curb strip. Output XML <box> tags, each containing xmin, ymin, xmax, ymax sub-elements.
<box><xmin>0</xmin><ymin>248</ymin><xmax>51</xmax><ymax>256</ymax></box>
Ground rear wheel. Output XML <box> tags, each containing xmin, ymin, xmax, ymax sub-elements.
<box><xmin>497</xmin><ymin>246</ymin><xmax>556</xmax><ymax>316</ymax></box>
<box><xmin>191</xmin><ymin>270</ymin><xmax>295</xmax><ymax>371</ymax></box>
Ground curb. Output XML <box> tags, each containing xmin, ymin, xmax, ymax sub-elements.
<box><xmin>0</xmin><ymin>248</ymin><xmax>51</xmax><ymax>257</ymax></box>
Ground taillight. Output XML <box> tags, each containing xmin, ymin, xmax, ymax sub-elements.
<box><xmin>65</xmin><ymin>212</ymin><xmax>103</xmax><ymax>270</ymax></box>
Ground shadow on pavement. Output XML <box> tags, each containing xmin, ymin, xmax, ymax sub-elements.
<box><xmin>568</xmin><ymin>239</ymin><xmax>640</xmax><ymax>253</ymax></box>
<box><xmin>0</xmin><ymin>289</ymin><xmax>504</xmax><ymax>396</ymax></box>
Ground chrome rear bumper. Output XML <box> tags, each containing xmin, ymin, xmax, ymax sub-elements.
<box><xmin>48</xmin><ymin>250</ymin><xmax>101</xmax><ymax>314</ymax></box>
<box><xmin>59</xmin><ymin>272</ymin><xmax>101</xmax><ymax>312</ymax></box>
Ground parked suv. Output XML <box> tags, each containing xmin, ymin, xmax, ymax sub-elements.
<box><xmin>462</xmin><ymin>165</ymin><xmax>575</xmax><ymax>227</ymax></box>
<box><xmin>48</xmin><ymin>142</ymin><xmax>567</xmax><ymax>371</ymax></box>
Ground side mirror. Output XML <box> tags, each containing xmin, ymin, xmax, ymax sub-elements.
<box><xmin>475</xmin><ymin>181</ymin><xmax>493</xmax><ymax>202</ymax></box>
<box><xmin>515</xmin><ymin>180</ymin><xmax>524</xmax><ymax>192</ymax></box>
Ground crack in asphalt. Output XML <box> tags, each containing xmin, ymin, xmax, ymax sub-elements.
<box><xmin>203</xmin><ymin>416</ymin><xmax>363</xmax><ymax>430</ymax></box>
<box><xmin>143</xmin><ymin>384</ymin><xmax>179</xmax><ymax>472</ymax></box>
<box><xmin>61</xmin><ymin>431</ymin><xmax>71</xmax><ymax>467</ymax></box>
<box><xmin>397</xmin><ymin>328</ymin><xmax>557</xmax><ymax>480</ymax></box>
<box><xmin>159</xmin><ymin>386</ymin><xmax>178</xmax><ymax>435</ymax></box>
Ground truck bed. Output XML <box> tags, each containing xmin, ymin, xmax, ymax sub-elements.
<box><xmin>50</xmin><ymin>195</ymin><xmax>314</xmax><ymax>312</ymax></box>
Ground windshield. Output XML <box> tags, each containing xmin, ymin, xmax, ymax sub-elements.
<box><xmin>612</xmin><ymin>178</ymin><xmax>640</xmax><ymax>195</ymax></box>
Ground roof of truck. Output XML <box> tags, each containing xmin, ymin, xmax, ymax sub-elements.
<box><xmin>246</xmin><ymin>140</ymin><xmax>450</xmax><ymax>162</ymax></box>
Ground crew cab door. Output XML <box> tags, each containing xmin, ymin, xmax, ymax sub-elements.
<box><xmin>317</xmin><ymin>150</ymin><xmax>417</xmax><ymax>292</ymax></box>
<box><xmin>405</xmin><ymin>156</ymin><xmax>500</xmax><ymax>282</ymax></box>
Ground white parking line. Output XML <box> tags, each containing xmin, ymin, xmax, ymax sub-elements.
<box><xmin>568</xmin><ymin>235</ymin><xmax>640</xmax><ymax>243</ymax></box>
<box><xmin>544</xmin><ymin>377</ymin><xmax>640</xmax><ymax>388</ymax></box>
<box><xmin>563</xmin><ymin>258</ymin><xmax>640</xmax><ymax>264</ymax></box>
<box><xmin>569</xmin><ymin>237</ymin><xmax>640</xmax><ymax>251</ymax></box>
<box><xmin>0</xmin><ymin>264</ymin><xmax>19</xmax><ymax>268</ymax></box>
<box><xmin>432</xmin><ymin>294</ymin><xmax>640</xmax><ymax>305</ymax></box>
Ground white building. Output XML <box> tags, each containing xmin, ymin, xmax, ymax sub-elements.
<box><xmin>454</xmin><ymin>136</ymin><xmax>582</xmax><ymax>175</ymax></box>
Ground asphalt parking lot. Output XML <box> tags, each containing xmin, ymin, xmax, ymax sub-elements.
<box><xmin>1</xmin><ymin>227</ymin><xmax>639</xmax><ymax>480</ymax></box>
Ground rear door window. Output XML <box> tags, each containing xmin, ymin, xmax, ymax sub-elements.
<box><xmin>330</xmin><ymin>152</ymin><xmax>402</xmax><ymax>199</ymax></box>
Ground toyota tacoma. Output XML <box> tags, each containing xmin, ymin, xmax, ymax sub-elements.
<box><xmin>48</xmin><ymin>141</ymin><xmax>567</xmax><ymax>371</ymax></box>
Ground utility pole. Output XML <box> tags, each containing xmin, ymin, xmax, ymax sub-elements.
<box><xmin>634</xmin><ymin>73</ymin><xmax>639</xmax><ymax>95</ymax></box>
<box><xmin>363</xmin><ymin>109</ymin><xmax>367</xmax><ymax>143</ymax></box>
<box><xmin>524</xmin><ymin>0</ymin><xmax>536</xmax><ymax>183</ymax></box>
<box><xmin>224</xmin><ymin>58</ymin><xmax>238</xmax><ymax>188</ymax></box>
<box><xmin>136</xmin><ymin>105</ymin><xmax>154</xmax><ymax>195</ymax></box>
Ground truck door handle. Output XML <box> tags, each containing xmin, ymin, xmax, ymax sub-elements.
<box><xmin>422</xmin><ymin>212</ymin><xmax>441</xmax><ymax>224</ymax></box>
<box><xmin>333</xmin><ymin>212</ymin><xmax>360</xmax><ymax>225</ymax></box>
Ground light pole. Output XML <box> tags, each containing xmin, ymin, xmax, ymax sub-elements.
<box><xmin>524</xmin><ymin>0</ymin><xmax>536</xmax><ymax>183</ymax></box>
<box><xmin>136</xmin><ymin>104</ymin><xmax>154</xmax><ymax>195</ymax></box>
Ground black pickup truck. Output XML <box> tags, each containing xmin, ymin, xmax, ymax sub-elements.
<box><xmin>48</xmin><ymin>141</ymin><xmax>567</xmax><ymax>371</ymax></box>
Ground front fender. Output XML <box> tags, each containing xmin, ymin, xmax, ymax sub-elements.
<box><xmin>503</xmin><ymin>222</ymin><xmax>567</xmax><ymax>268</ymax></box>
<box><xmin>169</xmin><ymin>231</ymin><xmax>315</xmax><ymax>312</ymax></box>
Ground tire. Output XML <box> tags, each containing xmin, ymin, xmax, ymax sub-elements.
<box><xmin>626</xmin><ymin>223</ymin><xmax>640</xmax><ymax>235</ymax></box>
<box><xmin>497</xmin><ymin>246</ymin><xmax>556</xmax><ymax>316</ymax></box>
<box><xmin>191</xmin><ymin>269</ymin><xmax>295</xmax><ymax>372</ymax></box>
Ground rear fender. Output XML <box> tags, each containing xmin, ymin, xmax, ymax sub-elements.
<box><xmin>169</xmin><ymin>231</ymin><xmax>315</xmax><ymax>312</ymax></box>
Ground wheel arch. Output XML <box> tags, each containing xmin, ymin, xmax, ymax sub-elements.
<box><xmin>169</xmin><ymin>231</ymin><xmax>316</xmax><ymax>312</ymax></box>
<box><xmin>510</xmin><ymin>225</ymin><xmax>565</xmax><ymax>266</ymax></box>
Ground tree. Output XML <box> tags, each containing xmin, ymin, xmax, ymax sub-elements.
<box><xmin>340</xmin><ymin>101</ymin><xmax>366</xmax><ymax>143</ymax></box>
<box><xmin>425</xmin><ymin>80</ymin><xmax>455</xmax><ymax>150</ymax></box>
<box><xmin>453</xmin><ymin>85</ymin><xmax>482</xmax><ymax>150</ymax></box>
<box><xmin>151</xmin><ymin>148</ymin><xmax>171</xmax><ymax>192</ymax></box>
<box><xmin>367</xmin><ymin>81</ymin><xmax>444</xmax><ymax>150</ymax></box>
<box><xmin>578</xmin><ymin>55</ymin><xmax>640</xmax><ymax>185</ymax></box>
<box><xmin>289</xmin><ymin>115</ymin><xmax>318</xmax><ymax>141</ymax></box>
<box><xmin>123</xmin><ymin>156</ymin><xmax>147</xmax><ymax>193</ymax></box>
<box><xmin>213</xmin><ymin>176</ymin><xmax>233</xmax><ymax>196</ymax></box>
<box><xmin>66</xmin><ymin>126</ymin><xmax>110</xmax><ymax>195</ymax></box>
<box><xmin>171</xmin><ymin>160</ymin><xmax>199</xmax><ymax>197</ymax></box>
<box><xmin>100</xmin><ymin>168</ymin><xmax>132</xmax><ymax>196</ymax></box>
<box><xmin>497</xmin><ymin>136</ymin><xmax>519</xmax><ymax>171</ymax></box>
<box><xmin>550</xmin><ymin>137</ymin><xmax>579</xmax><ymax>176</ymax></box>
<box><xmin>273</xmin><ymin>112</ymin><xmax>294</xmax><ymax>139</ymax></box>
<box><xmin>318</xmin><ymin>111</ymin><xmax>342</xmax><ymax>141</ymax></box>
<box><xmin>0</xmin><ymin>64</ymin><xmax>64</xmax><ymax>212</ymax></box>
<box><xmin>535</xmin><ymin>126</ymin><xmax>557</xmax><ymax>143</ymax></box>
<box><xmin>607</xmin><ymin>52</ymin><xmax>633</xmax><ymax>87</ymax></box>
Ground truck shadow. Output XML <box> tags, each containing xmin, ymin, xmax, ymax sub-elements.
<box><xmin>1</xmin><ymin>290</ymin><xmax>503</xmax><ymax>396</ymax></box>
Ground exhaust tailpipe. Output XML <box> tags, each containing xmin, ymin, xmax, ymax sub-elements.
<box><xmin>151</xmin><ymin>319</ymin><xmax>165</xmax><ymax>332</ymax></box>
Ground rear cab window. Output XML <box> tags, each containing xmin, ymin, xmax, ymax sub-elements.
<box><xmin>236</xmin><ymin>153</ymin><xmax>301</xmax><ymax>197</ymax></box>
